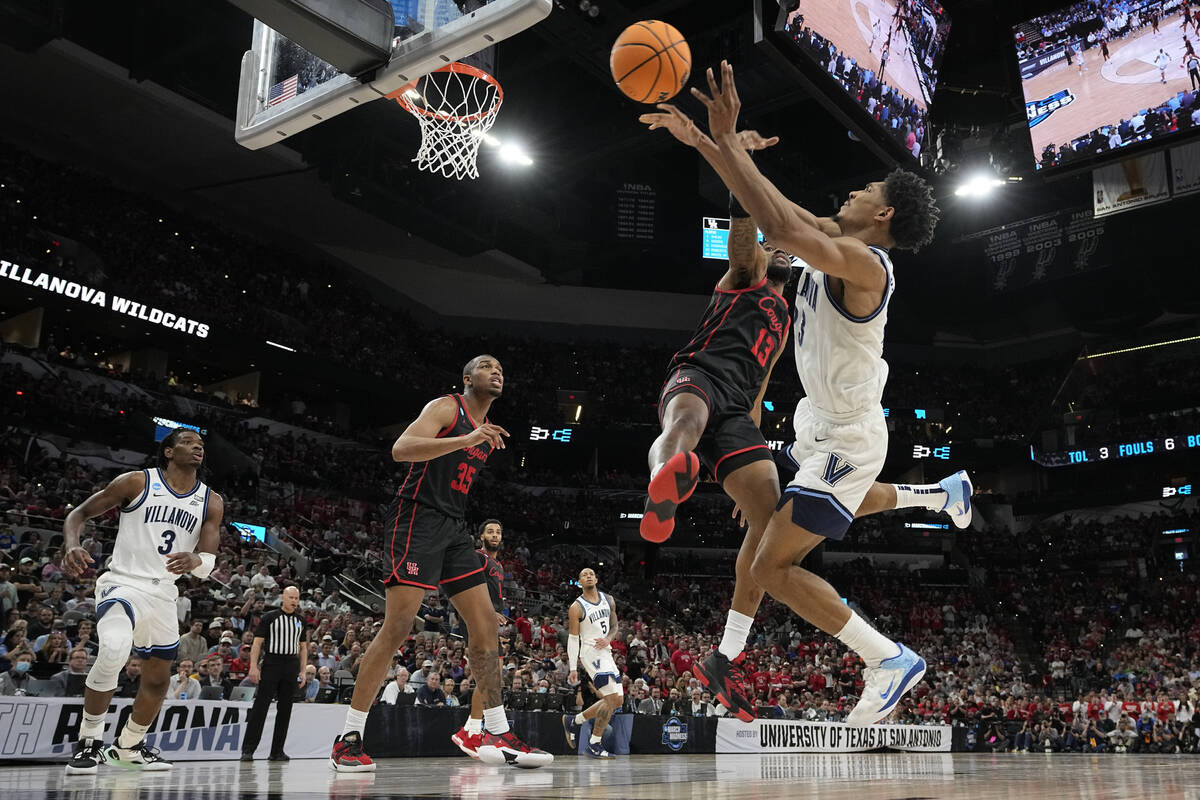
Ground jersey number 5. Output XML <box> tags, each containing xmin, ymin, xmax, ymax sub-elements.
<box><xmin>450</xmin><ymin>463</ymin><xmax>477</xmax><ymax>494</ymax></box>
<box><xmin>751</xmin><ymin>327</ymin><xmax>776</xmax><ymax>367</ymax></box>
<box><xmin>158</xmin><ymin>529</ymin><xmax>177</xmax><ymax>555</ymax></box>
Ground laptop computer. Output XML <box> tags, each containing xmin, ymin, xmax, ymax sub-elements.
<box><xmin>230</xmin><ymin>686</ymin><xmax>257</xmax><ymax>702</ymax></box>
<box><xmin>200</xmin><ymin>685</ymin><xmax>224</xmax><ymax>701</ymax></box>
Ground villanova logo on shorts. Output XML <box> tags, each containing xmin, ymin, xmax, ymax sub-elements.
<box><xmin>662</xmin><ymin>717</ymin><xmax>688</xmax><ymax>751</ymax></box>
<box><xmin>1026</xmin><ymin>89</ymin><xmax>1075</xmax><ymax>128</ymax></box>
<box><xmin>822</xmin><ymin>454</ymin><xmax>857</xmax><ymax>486</ymax></box>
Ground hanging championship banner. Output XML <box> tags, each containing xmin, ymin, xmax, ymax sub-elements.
<box><xmin>1171</xmin><ymin>140</ymin><xmax>1200</xmax><ymax>197</ymax></box>
<box><xmin>716</xmin><ymin>718</ymin><xmax>952</xmax><ymax>753</ymax></box>
<box><xmin>0</xmin><ymin>697</ymin><xmax>345</xmax><ymax>761</ymax></box>
<box><xmin>1093</xmin><ymin>152</ymin><xmax>1170</xmax><ymax>218</ymax></box>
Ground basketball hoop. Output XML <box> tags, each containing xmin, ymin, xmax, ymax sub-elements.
<box><xmin>387</xmin><ymin>63</ymin><xmax>503</xmax><ymax>180</ymax></box>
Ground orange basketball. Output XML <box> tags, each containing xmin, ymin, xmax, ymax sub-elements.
<box><xmin>610</xmin><ymin>20</ymin><xmax>691</xmax><ymax>104</ymax></box>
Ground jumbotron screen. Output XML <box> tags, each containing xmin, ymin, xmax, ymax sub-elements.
<box><xmin>1015</xmin><ymin>0</ymin><xmax>1200</xmax><ymax>170</ymax></box>
<box><xmin>776</xmin><ymin>0</ymin><xmax>951</xmax><ymax>159</ymax></box>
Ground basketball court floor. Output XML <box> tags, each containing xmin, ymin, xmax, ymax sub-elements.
<box><xmin>2</xmin><ymin>753</ymin><xmax>1198</xmax><ymax>799</ymax></box>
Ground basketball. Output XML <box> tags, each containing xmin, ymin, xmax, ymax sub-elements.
<box><xmin>610</xmin><ymin>20</ymin><xmax>691</xmax><ymax>104</ymax></box>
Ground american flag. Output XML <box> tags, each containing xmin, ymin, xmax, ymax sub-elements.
<box><xmin>267</xmin><ymin>74</ymin><xmax>298</xmax><ymax>106</ymax></box>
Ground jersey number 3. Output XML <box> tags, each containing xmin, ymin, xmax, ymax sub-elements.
<box><xmin>157</xmin><ymin>529</ymin><xmax>177</xmax><ymax>555</ymax></box>
<box><xmin>450</xmin><ymin>463</ymin><xmax>477</xmax><ymax>495</ymax></box>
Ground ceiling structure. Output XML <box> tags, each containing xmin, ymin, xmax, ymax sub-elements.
<box><xmin>1</xmin><ymin>0</ymin><xmax>1198</xmax><ymax>345</ymax></box>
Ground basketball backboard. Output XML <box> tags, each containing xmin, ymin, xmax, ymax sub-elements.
<box><xmin>235</xmin><ymin>0</ymin><xmax>551</xmax><ymax>150</ymax></box>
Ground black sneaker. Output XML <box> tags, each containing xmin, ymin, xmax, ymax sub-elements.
<box><xmin>693</xmin><ymin>651</ymin><xmax>755</xmax><ymax>723</ymax></box>
<box><xmin>104</xmin><ymin>741</ymin><xmax>172</xmax><ymax>771</ymax></box>
<box><xmin>268</xmin><ymin>752</ymin><xmax>290</xmax><ymax>762</ymax></box>
<box><xmin>65</xmin><ymin>739</ymin><xmax>106</xmax><ymax>775</ymax></box>
<box><xmin>240</xmin><ymin>753</ymin><xmax>255</xmax><ymax>762</ymax></box>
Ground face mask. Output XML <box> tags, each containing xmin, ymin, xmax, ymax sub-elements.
<box><xmin>14</xmin><ymin>661</ymin><xmax>32</xmax><ymax>674</ymax></box>
<box><xmin>538</xmin><ymin>687</ymin><xmax>548</xmax><ymax>694</ymax></box>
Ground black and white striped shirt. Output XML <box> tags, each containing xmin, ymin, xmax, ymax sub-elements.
<box><xmin>254</xmin><ymin>609</ymin><xmax>305</xmax><ymax>658</ymax></box>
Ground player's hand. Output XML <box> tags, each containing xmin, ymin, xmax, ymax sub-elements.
<box><xmin>638</xmin><ymin>104</ymin><xmax>712</xmax><ymax>148</ymax></box>
<box><xmin>464</xmin><ymin>423</ymin><xmax>509</xmax><ymax>451</ymax></box>
<box><xmin>737</xmin><ymin>129</ymin><xmax>779</xmax><ymax>152</ymax></box>
<box><xmin>63</xmin><ymin>546</ymin><xmax>94</xmax><ymax>578</ymax></box>
<box><xmin>496</xmin><ymin>612</ymin><xmax>509</xmax><ymax>627</ymax></box>
<box><xmin>593</xmin><ymin>637</ymin><xmax>611</xmax><ymax>650</ymax></box>
<box><xmin>166</xmin><ymin>552</ymin><xmax>201</xmax><ymax>575</ymax></box>
<box><xmin>568</xmin><ymin>670</ymin><xmax>578</xmax><ymax>685</ymax></box>
<box><xmin>249</xmin><ymin>665</ymin><xmax>261</xmax><ymax>684</ymax></box>
<box><xmin>731</xmin><ymin>504</ymin><xmax>748</xmax><ymax>529</ymax></box>
<box><xmin>691</xmin><ymin>61</ymin><xmax>742</xmax><ymax>139</ymax></box>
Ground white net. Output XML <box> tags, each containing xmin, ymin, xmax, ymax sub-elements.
<box><xmin>392</xmin><ymin>63</ymin><xmax>503</xmax><ymax>181</ymax></box>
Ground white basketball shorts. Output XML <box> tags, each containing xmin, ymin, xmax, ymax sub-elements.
<box><xmin>580</xmin><ymin>645</ymin><xmax>624</xmax><ymax>697</ymax></box>
<box><xmin>780</xmin><ymin>397</ymin><xmax>888</xmax><ymax>541</ymax></box>
<box><xmin>95</xmin><ymin>572</ymin><xmax>182</xmax><ymax>660</ymax></box>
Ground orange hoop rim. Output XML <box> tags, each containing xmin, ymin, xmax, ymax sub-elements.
<box><xmin>386</xmin><ymin>62</ymin><xmax>503</xmax><ymax>124</ymax></box>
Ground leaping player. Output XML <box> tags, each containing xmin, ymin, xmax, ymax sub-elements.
<box><xmin>562</xmin><ymin>568</ymin><xmax>621</xmax><ymax>758</ymax></box>
<box><xmin>869</xmin><ymin>17</ymin><xmax>882</xmax><ymax>53</ymax></box>
<box><xmin>451</xmin><ymin>518</ymin><xmax>509</xmax><ymax>757</ymax></box>
<box><xmin>62</xmin><ymin>428</ymin><xmax>222</xmax><ymax>773</ymax></box>
<box><xmin>640</xmin><ymin>80</ymin><xmax>971</xmax><ymax>724</ymax></box>
<box><xmin>686</xmin><ymin>61</ymin><xmax>969</xmax><ymax>726</ymax></box>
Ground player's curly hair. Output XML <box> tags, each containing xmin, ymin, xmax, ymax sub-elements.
<box><xmin>883</xmin><ymin>168</ymin><xmax>940</xmax><ymax>252</ymax></box>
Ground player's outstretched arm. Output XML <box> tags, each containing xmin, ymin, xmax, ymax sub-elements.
<box><xmin>62</xmin><ymin>470</ymin><xmax>144</xmax><ymax>577</ymax></box>
<box><xmin>698</xmin><ymin>62</ymin><xmax>884</xmax><ymax>291</ymax></box>
<box><xmin>391</xmin><ymin>396</ymin><xmax>509</xmax><ymax>463</ymax></box>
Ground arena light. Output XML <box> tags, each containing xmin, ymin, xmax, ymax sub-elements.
<box><xmin>954</xmin><ymin>173</ymin><xmax>1005</xmax><ymax>197</ymax></box>
<box><xmin>1082</xmin><ymin>334</ymin><xmax>1200</xmax><ymax>360</ymax></box>
<box><xmin>498</xmin><ymin>141</ymin><xmax>533</xmax><ymax>166</ymax></box>
<box><xmin>265</xmin><ymin>340</ymin><xmax>297</xmax><ymax>352</ymax></box>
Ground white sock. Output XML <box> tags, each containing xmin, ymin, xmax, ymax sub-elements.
<box><xmin>117</xmin><ymin>719</ymin><xmax>149</xmax><ymax>749</ymax></box>
<box><xmin>342</xmin><ymin>707</ymin><xmax>369</xmax><ymax>738</ymax></box>
<box><xmin>589</xmin><ymin>734</ymin><xmax>603</xmax><ymax>745</ymax></box>
<box><xmin>573</xmin><ymin>713</ymin><xmax>587</xmax><ymax>725</ymax></box>
<box><xmin>80</xmin><ymin>712</ymin><xmax>106</xmax><ymax>742</ymax></box>
<box><xmin>483</xmin><ymin>706</ymin><xmax>509</xmax><ymax>735</ymax></box>
<box><xmin>835</xmin><ymin>611</ymin><xmax>900</xmax><ymax>669</ymax></box>
<box><xmin>718</xmin><ymin>610</ymin><xmax>754</xmax><ymax>661</ymax></box>
<box><xmin>893</xmin><ymin>483</ymin><xmax>947</xmax><ymax>511</ymax></box>
<box><xmin>465</xmin><ymin>716</ymin><xmax>482</xmax><ymax>735</ymax></box>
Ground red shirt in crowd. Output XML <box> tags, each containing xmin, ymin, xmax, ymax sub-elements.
<box><xmin>670</xmin><ymin>648</ymin><xmax>694</xmax><ymax>676</ymax></box>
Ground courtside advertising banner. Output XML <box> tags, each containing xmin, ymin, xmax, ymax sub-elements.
<box><xmin>716</xmin><ymin>718</ymin><xmax>952</xmax><ymax>753</ymax></box>
<box><xmin>1170</xmin><ymin>140</ymin><xmax>1200</xmax><ymax>197</ymax></box>
<box><xmin>0</xmin><ymin>697</ymin><xmax>345</xmax><ymax>760</ymax></box>
<box><xmin>1093</xmin><ymin>152</ymin><xmax>1170</xmax><ymax>218</ymax></box>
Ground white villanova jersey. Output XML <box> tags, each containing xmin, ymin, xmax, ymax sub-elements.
<box><xmin>575</xmin><ymin>592</ymin><xmax>613</xmax><ymax>646</ymax></box>
<box><xmin>109</xmin><ymin>467</ymin><xmax>209</xmax><ymax>599</ymax></box>
<box><xmin>792</xmin><ymin>246</ymin><xmax>894</xmax><ymax>419</ymax></box>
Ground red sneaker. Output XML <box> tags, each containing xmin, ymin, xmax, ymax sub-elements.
<box><xmin>329</xmin><ymin>732</ymin><xmax>375</xmax><ymax>772</ymax></box>
<box><xmin>451</xmin><ymin>726</ymin><xmax>482</xmax><ymax>759</ymax></box>
<box><xmin>640</xmin><ymin>451</ymin><xmax>700</xmax><ymax>543</ymax></box>
<box><xmin>477</xmin><ymin>730</ymin><xmax>554</xmax><ymax>768</ymax></box>
<box><xmin>694</xmin><ymin>651</ymin><xmax>756</xmax><ymax>723</ymax></box>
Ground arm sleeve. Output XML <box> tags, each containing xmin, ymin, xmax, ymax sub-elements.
<box><xmin>567</xmin><ymin>634</ymin><xmax>580</xmax><ymax>671</ymax></box>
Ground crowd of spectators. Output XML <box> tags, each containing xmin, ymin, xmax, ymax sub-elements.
<box><xmin>2</xmin><ymin>424</ymin><xmax>1198</xmax><ymax>756</ymax></box>
<box><xmin>786</xmin><ymin>25</ymin><xmax>929</xmax><ymax>158</ymax></box>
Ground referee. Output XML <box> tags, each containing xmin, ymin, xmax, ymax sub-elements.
<box><xmin>241</xmin><ymin>585</ymin><xmax>307</xmax><ymax>762</ymax></box>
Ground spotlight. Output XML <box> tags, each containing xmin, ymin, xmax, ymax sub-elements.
<box><xmin>954</xmin><ymin>173</ymin><xmax>1004</xmax><ymax>197</ymax></box>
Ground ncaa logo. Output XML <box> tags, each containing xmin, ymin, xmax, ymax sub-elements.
<box><xmin>662</xmin><ymin>717</ymin><xmax>688</xmax><ymax>752</ymax></box>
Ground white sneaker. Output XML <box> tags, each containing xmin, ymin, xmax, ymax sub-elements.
<box><xmin>938</xmin><ymin>470</ymin><xmax>973</xmax><ymax>529</ymax></box>
<box><xmin>104</xmin><ymin>741</ymin><xmax>172</xmax><ymax>771</ymax></box>
<box><xmin>844</xmin><ymin>644</ymin><xmax>927</xmax><ymax>726</ymax></box>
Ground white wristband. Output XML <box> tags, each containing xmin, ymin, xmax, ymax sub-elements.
<box><xmin>190</xmin><ymin>552</ymin><xmax>216</xmax><ymax>580</ymax></box>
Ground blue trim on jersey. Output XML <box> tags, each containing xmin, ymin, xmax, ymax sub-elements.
<box><xmin>822</xmin><ymin>248</ymin><xmax>892</xmax><ymax>324</ymax></box>
<box><xmin>121</xmin><ymin>470</ymin><xmax>151</xmax><ymax>514</ymax></box>
<box><xmin>132</xmin><ymin>641</ymin><xmax>180</xmax><ymax>661</ymax></box>
<box><xmin>201</xmin><ymin>486</ymin><xmax>211</xmax><ymax>524</ymax></box>
<box><xmin>157</xmin><ymin>467</ymin><xmax>201</xmax><ymax>499</ymax></box>
<box><xmin>778</xmin><ymin>486</ymin><xmax>854</xmax><ymax>541</ymax></box>
<box><xmin>97</xmin><ymin>597</ymin><xmax>136</xmax><ymax>625</ymax></box>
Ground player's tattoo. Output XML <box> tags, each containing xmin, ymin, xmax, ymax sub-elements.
<box><xmin>728</xmin><ymin>217</ymin><xmax>763</xmax><ymax>285</ymax></box>
<box><xmin>594</xmin><ymin>704</ymin><xmax>614</xmax><ymax>731</ymax></box>
<box><xmin>471</xmin><ymin>643</ymin><xmax>502</xmax><ymax>707</ymax></box>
